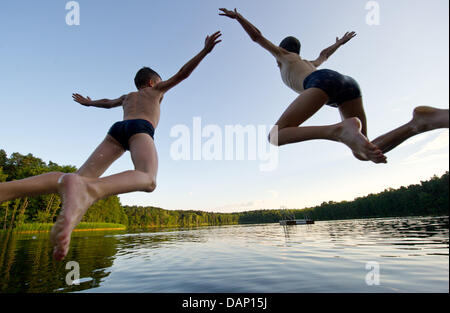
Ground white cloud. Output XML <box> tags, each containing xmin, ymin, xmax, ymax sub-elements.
<box><xmin>403</xmin><ymin>131</ymin><xmax>449</xmax><ymax>164</ymax></box>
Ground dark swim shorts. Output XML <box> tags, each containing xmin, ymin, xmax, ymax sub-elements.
<box><xmin>303</xmin><ymin>69</ymin><xmax>362</xmax><ymax>107</ymax></box>
<box><xmin>108</xmin><ymin>119</ymin><xmax>155</xmax><ymax>151</ymax></box>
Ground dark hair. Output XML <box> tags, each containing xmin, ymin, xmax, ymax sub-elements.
<box><xmin>134</xmin><ymin>67</ymin><xmax>161</xmax><ymax>89</ymax></box>
<box><xmin>279</xmin><ymin>36</ymin><xmax>301</xmax><ymax>54</ymax></box>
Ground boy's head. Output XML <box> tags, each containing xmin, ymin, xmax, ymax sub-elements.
<box><xmin>279</xmin><ymin>36</ymin><xmax>301</xmax><ymax>55</ymax></box>
<box><xmin>134</xmin><ymin>67</ymin><xmax>162</xmax><ymax>90</ymax></box>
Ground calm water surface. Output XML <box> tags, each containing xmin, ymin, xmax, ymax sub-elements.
<box><xmin>0</xmin><ymin>216</ymin><xmax>448</xmax><ymax>293</ymax></box>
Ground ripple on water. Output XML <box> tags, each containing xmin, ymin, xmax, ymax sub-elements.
<box><xmin>0</xmin><ymin>216</ymin><xmax>448</xmax><ymax>293</ymax></box>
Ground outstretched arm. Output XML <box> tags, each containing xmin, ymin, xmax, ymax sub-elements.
<box><xmin>154</xmin><ymin>31</ymin><xmax>222</xmax><ymax>93</ymax></box>
<box><xmin>311</xmin><ymin>31</ymin><xmax>356</xmax><ymax>67</ymax></box>
<box><xmin>219</xmin><ymin>8</ymin><xmax>287</xmax><ymax>58</ymax></box>
<box><xmin>72</xmin><ymin>94</ymin><xmax>126</xmax><ymax>109</ymax></box>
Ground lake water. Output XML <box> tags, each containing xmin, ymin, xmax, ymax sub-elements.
<box><xmin>0</xmin><ymin>216</ymin><xmax>448</xmax><ymax>293</ymax></box>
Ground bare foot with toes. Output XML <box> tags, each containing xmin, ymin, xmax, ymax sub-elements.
<box><xmin>50</xmin><ymin>174</ymin><xmax>97</xmax><ymax>261</ymax></box>
<box><xmin>337</xmin><ymin>118</ymin><xmax>387</xmax><ymax>164</ymax></box>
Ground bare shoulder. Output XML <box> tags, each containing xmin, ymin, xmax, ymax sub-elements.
<box><xmin>302</xmin><ymin>59</ymin><xmax>318</xmax><ymax>70</ymax></box>
<box><xmin>140</xmin><ymin>87</ymin><xmax>164</xmax><ymax>103</ymax></box>
<box><xmin>123</xmin><ymin>91</ymin><xmax>137</xmax><ymax>99</ymax></box>
<box><xmin>278</xmin><ymin>51</ymin><xmax>301</xmax><ymax>63</ymax></box>
<box><xmin>121</xmin><ymin>92</ymin><xmax>133</xmax><ymax>100</ymax></box>
<box><xmin>146</xmin><ymin>87</ymin><xmax>164</xmax><ymax>98</ymax></box>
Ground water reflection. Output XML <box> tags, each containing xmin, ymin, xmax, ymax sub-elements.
<box><xmin>0</xmin><ymin>217</ymin><xmax>448</xmax><ymax>293</ymax></box>
<box><xmin>0</xmin><ymin>230</ymin><xmax>123</xmax><ymax>293</ymax></box>
<box><xmin>112</xmin><ymin>227</ymin><xmax>209</xmax><ymax>260</ymax></box>
<box><xmin>0</xmin><ymin>226</ymin><xmax>210</xmax><ymax>293</ymax></box>
<box><xmin>303</xmin><ymin>217</ymin><xmax>449</xmax><ymax>251</ymax></box>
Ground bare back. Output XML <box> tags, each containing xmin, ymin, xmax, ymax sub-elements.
<box><xmin>277</xmin><ymin>52</ymin><xmax>317</xmax><ymax>94</ymax></box>
<box><xmin>122</xmin><ymin>87</ymin><xmax>164</xmax><ymax>128</ymax></box>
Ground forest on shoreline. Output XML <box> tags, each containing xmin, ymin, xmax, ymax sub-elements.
<box><xmin>1</xmin><ymin>149</ymin><xmax>448</xmax><ymax>231</ymax></box>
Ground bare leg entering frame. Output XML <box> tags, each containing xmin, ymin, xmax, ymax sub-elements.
<box><xmin>50</xmin><ymin>133</ymin><xmax>158</xmax><ymax>261</ymax></box>
<box><xmin>269</xmin><ymin>88</ymin><xmax>387</xmax><ymax>164</ymax></box>
<box><xmin>0</xmin><ymin>172</ymin><xmax>65</xmax><ymax>203</ymax></box>
<box><xmin>371</xmin><ymin>106</ymin><xmax>449</xmax><ymax>154</ymax></box>
<box><xmin>0</xmin><ymin>135</ymin><xmax>125</xmax><ymax>204</ymax></box>
<box><xmin>334</xmin><ymin>99</ymin><xmax>449</xmax><ymax>158</ymax></box>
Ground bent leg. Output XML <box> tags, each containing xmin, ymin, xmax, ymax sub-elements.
<box><xmin>338</xmin><ymin>97</ymin><xmax>368</xmax><ymax>137</ymax></box>
<box><xmin>0</xmin><ymin>172</ymin><xmax>64</xmax><ymax>203</ymax></box>
<box><xmin>76</xmin><ymin>135</ymin><xmax>125</xmax><ymax>178</ymax></box>
<box><xmin>338</xmin><ymin>97</ymin><xmax>375</xmax><ymax>161</ymax></box>
<box><xmin>270</xmin><ymin>88</ymin><xmax>386</xmax><ymax>163</ymax></box>
<box><xmin>0</xmin><ymin>135</ymin><xmax>125</xmax><ymax>204</ymax></box>
<box><xmin>271</xmin><ymin>88</ymin><xmax>331</xmax><ymax>145</ymax></box>
<box><xmin>51</xmin><ymin>133</ymin><xmax>158</xmax><ymax>260</ymax></box>
<box><xmin>87</xmin><ymin>133</ymin><xmax>158</xmax><ymax>198</ymax></box>
<box><xmin>372</xmin><ymin>106</ymin><xmax>449</xmax><ymax>154</ymax></box>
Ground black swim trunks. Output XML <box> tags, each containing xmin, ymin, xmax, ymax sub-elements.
<box><xmin>107</xmin><ymin>119</ymin><xmax>155</xmax><ymax>151</ymax></box>
<box><xmin>303</xmin><ymin>69</ymin><xmax>362</xmax><ymax>107</ymax></box>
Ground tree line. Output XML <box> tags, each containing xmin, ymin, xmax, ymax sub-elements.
<box><xmin>0</xmin><ymin>150</ymin><xmax>128</xmax><ymax>230</ymax></box>
<box><xmin>0</xmin><ymin>149</ymin><xmax>448</xmax><ymax>230</ymax></box>
<box><xmin>237</xmin><ymin>172</ymin><xmax>449</xmax><ymax>224</ymax></box>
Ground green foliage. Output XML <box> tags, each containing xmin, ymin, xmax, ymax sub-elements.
<box><xmin>123</xmin><ymin>172</ymin><xmax>448</xmax><ymax>228</ymax></box>
<box><xmin>123</xmin><ymin>206</ymin><xmax>239</xmax><ymax>229</ymax></box>
<box><xmin>82</xmin><ymin>196</ymin><xmax>128</xmax><ymax>226</ymax></box>
<box><xmin>7</xmin><ymin>222</ymin><xmax>126</xmax><ymax>233</ymax></box>
<box><xmin>236</xmin><ymin>172</ymin><xmax>449</xmax><ymax>223</ymax></box>
<box><xmin>0</xmin><ymin>166</ymin><xmax>7</xmax><ymax>182</ymax></box>
<box><xmin>0</xmin><ymin>149</ymin><xmax>128</xmax><ymax>229</ymax></box>
<box><xmin>0</xmin><ymin>149</ymin><xmax>448</xmax><ymax>230</ymax></box>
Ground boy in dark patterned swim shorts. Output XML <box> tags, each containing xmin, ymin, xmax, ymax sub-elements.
<box><xmin>0</xmin><ymin>31</ymin><xmax>222</xmax><ymax>261</ymax></box>
<box><xmin>220</xmin><ymin>8</ymin><xmax>448</xmax><ymax>163</ymax></box>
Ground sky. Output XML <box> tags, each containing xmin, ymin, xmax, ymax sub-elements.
<box><xmin>0</xmin><ymin>0</ymin><xmax>448</xmax><ymax>213</ymax></box>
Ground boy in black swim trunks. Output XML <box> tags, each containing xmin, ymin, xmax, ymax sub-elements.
<box><xmin>0</xmin><ymin>31</ymin><xmax>222</xmax><ymax>261</ymax></box>
<box><xmin>220</xmin><ymin>8</ymin><xmax>449</xmax><ymax>163</ymax></box>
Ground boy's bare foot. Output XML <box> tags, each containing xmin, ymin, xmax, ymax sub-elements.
<box><xmin>411</xmin><ymin>106</ymin><xmax>449</xmax><ymax>133</ymax></box>
<box><xmin>50</xmin><ymin>174</ymin><xmax>97</xmax><ymax>261</ymax></box>
<box><xmin>337</xmin><ymin>118</ymin><xmax>387</xmax><ymax>164</ymax></box>
<box><xmin>352</xmin><ymin>151</ymin><xmax>370</xmax><ymax>162</ymax></box>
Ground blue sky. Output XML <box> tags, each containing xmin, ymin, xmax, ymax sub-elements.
<box><xmin>0</xmin><ymin>0</ymin><xmax>448</xmax><ymax>212</ymax></box>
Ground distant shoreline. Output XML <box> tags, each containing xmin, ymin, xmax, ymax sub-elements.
<box><xmin>0</xmin><ymin>222</ymin><xmax>127</xmax><ymax>235</ymax></box>
<box><xmin>13</xmin><ymin>227</ymin><xmax>127</xmax><ymax>235</ymax></box>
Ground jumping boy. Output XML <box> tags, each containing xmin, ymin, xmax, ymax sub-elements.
<box><xmin>219</xmin><ymin>8</ymin><xmax>449</xmax><ymax>162</ymax></box>
<box><xmin>0</xmin><ymin>31</ymin><xmax>222</xmax><ymax>261</ymax></box>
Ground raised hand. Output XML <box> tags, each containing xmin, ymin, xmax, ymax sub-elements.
<box><xmin>204</xmin><ymin>31</ymin><xmax>222</xmax><ymax>54</ymax></box>
<box><xmin>219</xmin><ymin>8</ymin><xmax>240</xmax><ymax>19</ymax></box>
<box><xmin>72</xmin><ymin>93</ymin><xmax>92</xmax><ymax>106</ymax></box>
<box><xmin>336</xmin><ymin>31</ymin><xmax>357</xmax><ymax>46</ymax></box>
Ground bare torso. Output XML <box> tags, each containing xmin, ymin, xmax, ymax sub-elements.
<box><xmin>277</xmin><ymin>53</ymin><xmax>317</xmax><ymax>94</ymax></box>
<box><xmin>121</xmin><ymin>87</ymin><xmax>164</xmax><ymax>128</ymax></box>
<box><xmin>119</xmin><ymin>54</ymin><xmax>315</xmax><ymax>127</ymax></box>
